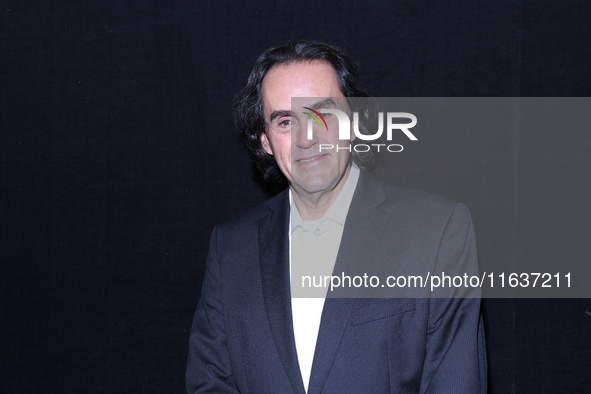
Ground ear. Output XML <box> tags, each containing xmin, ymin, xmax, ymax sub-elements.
<box><xmin>260</xmin><ymin>132</ymin><xmax>273</xmax><ymax>155</ymax></box>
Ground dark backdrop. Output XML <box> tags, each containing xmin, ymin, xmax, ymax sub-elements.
<box><xmin>1</xmin><ymin>1</ymin><xmax>590</xmax><ymax>393</ymax></box>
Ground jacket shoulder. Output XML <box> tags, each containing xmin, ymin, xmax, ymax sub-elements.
<box><xmin>216</xmin><ymin>189</ymin><xmax>288</xmax><ymax>233</ymax></box>
<box><xmin>384</xmin><ymin>183</ymin><xmax>464</xmax><ymax>212</ymax></box>
<box><xmin>362</xmin><ymin>171</ymin><xmax>469</xmax><ymax>217</ymax></box>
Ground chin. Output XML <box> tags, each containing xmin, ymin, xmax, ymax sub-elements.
<box><xmin>295</xmin><ymin>176</ymin><xmax>338</xmax><ymax>195</ymax></box>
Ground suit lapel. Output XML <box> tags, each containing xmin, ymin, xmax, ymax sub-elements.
<box><xmin>307</xmin><ymin>171</ymin><xmax>391</xmax><ymax>394</ymax></box>
<box><xmin>258</xmin><ymin>191</ymin><xmax>306</xmax><ymax>394</ymax></box>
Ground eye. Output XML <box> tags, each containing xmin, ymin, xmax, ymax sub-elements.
<box><xmin>269</xmin><ymin>115</ymin><xmax>300</xmax><ymax>133</ymax></box>
<box><xmin>275</xmin><ymin>117</ymin><xmax>299</xmax><ymax>130</ymax></box>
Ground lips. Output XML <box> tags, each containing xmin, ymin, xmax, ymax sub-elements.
<box><xmin>295</xmin><ymin>154</ymin><xmax>326</xmax><ymax>163</ymax></box>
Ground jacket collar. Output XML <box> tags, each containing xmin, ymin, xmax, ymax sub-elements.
<box><xmin>308</xmin><ymin>170</ymin><xmax>391</xmax><ymax>394</ymax></box>
<box><xmin>258</xmin><ymin>170</ymin><xmax>391</xmax><ymax>394</ymax></box>
<box><xmin>258</xmin><ymin>190</ymin><xmax>306</xmax><ymax>394</ymax></box>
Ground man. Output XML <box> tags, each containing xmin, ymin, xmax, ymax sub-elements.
<box><xmin>187</xmin><ymin>41</ymin><xmax>487</xmax><ymax>393</ymax></box>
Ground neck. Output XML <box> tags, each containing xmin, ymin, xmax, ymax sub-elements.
<box><xmin>290</xmin><ymin>165</ymin><xmax>352</xmax><ymax>221</ymax></box>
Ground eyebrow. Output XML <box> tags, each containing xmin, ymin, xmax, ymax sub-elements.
<box><xmin>269</xmin><ymin>110</ymin><xmax>293</xmax><ymax>122</ymax></box>
<box><xmin>308</xmin><ymin>98</ymin><xmax>337</xmax><ymax>111</ymax></box>
<box><xmin>268</xmin><ymin>98</ymin><xmax>338</xmax><ymax>122</ymax></box>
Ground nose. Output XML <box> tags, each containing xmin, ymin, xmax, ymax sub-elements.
<box><xmin>293</xmin><ymin>117</ymin><xmax>319</xmax><ymax>149</ymax></box>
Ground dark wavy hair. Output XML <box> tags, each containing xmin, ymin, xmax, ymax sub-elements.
<box><xmin>233</xmin><ymin>40</ymin><xmax>376</xmax><ymax>185</ymax></box>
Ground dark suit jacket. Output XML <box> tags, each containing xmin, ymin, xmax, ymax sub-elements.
<box><xmin>186</xmin><ymin>171</ymin><xmax>487</xmax><ymax>393</ymax></box>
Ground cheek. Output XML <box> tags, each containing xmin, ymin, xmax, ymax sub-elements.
<box><xmin>277</xmin><ymin>137</ymin><xmax>291</xmax><ymax>158</ymax></box>
<box><xmin>278</xmin><ymin>144</ymin><xmax>291</xmax><ymax>163</ymax></box>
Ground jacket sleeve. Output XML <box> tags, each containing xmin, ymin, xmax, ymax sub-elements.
<box><xmin>419</xmin><ymin>203</ymin><xmax>488</xmax><ymax>393</ymax></box>
<box><xmin>186</xmin><ymin>227</ymin><xmax>240</xmax><ymax>393</ymax></box>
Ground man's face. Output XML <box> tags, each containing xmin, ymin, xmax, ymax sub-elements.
<box><xmin>260</xmin><ymin>61</ymin><xmax>352</xmax><ymax>198</ymax></box>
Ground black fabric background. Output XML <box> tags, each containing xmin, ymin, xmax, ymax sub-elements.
<box><xmin>1</xmin><ymin>1</ymin><xmax>590</xmax><ymax>393</ymax></box>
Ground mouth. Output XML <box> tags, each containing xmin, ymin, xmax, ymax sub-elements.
<box><xmin>295</xmin><ymin>154</ymin><xmax>326</xmax><ymax>163</ymax></box>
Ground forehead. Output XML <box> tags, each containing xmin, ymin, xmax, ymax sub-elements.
<box><xmin>260</xmin><ymin>61</ymin><xmax>343</xmax><ymax>116</ymax></box>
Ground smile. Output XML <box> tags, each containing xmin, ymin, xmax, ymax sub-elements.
<box><xmin>296</xmin><ymin>155</ymin><xmax>326</xmax><ymax>163</ymax></box>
